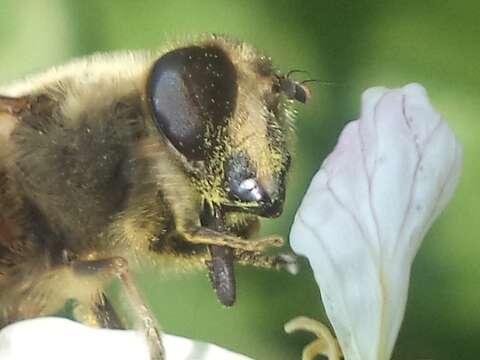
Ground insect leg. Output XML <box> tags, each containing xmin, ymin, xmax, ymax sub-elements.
<box><xmin>92</xmin><ymin>292</ymin><xmax>125</xmax><ymax>329</ymax></box>
<box><xmin>119</xmin><ymin>270</ymin><xmax>164</xmax><ymax>360</ymax></box>
<box><xmin>234</xmin><ymin>250</ymin><xmax>298</xmax><ymax>274</ymax></box>
<box><xmin>73</xmin><ymin>293</ymin><xmax>125</xmax><ymax>330</ymax></box>
<box><xmin>70</xmin><ymin>257</ymin><xmax>164</xmax><ymax>360</ymax></box>
<box><xmin>182</xmin><ymin>227</ymin><xmax>284</xmax><ymax>251</ymax></box>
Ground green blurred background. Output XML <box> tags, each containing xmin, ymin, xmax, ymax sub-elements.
<box><xmin>0</xmin><ymin>1</ymin><xmax>478</xmax><ymax>359</ymax></box>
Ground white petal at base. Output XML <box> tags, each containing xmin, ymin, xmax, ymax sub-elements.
<box><xmin>164</xmin><ymin>332</ymin><xmax>252</xmax><ymax>360</ymax></box>
<box><xmin>0</xmin><ymin>317</ymin><xmax>253</xmax><ymax>360</ymax></box>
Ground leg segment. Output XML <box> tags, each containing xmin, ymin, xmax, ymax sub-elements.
<box><xmin>234</xmin><ymin>250</ymin><xmax>298</xmax><ymax>274</ymax></box>
<box><xmin>70</xmin><ymin>257</ymin><xmax>164</xmax><ymax>360</ymax></box>
<box><xmin>92</xmin><ymin>292</ymin><xmax>125</xmax><ymax>330</ymax></box>
<box><xmin>119</xmin><ymin>270</ymin><xmax>164</xmax><ymax>360</ymax></box>
<box><xmin>182</xmin><ymin>227</ymin><xmax>284</xmax><ymax>251</ymax></box>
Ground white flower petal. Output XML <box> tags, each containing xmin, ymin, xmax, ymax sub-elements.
<box><xmin>0</xmin><ymin>317</ymin><xmax>252</xmax><ymax>360</ymax></box>
<box><xmin>290</xmin><ymin>83</ymin><xmax>462</xmax><ymax>360</ymax></box>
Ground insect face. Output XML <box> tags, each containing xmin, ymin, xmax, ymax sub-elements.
<box><xmin>147</xmin><ymin>39</ymin><xmax>300</xmax><ymax>219</ymax></box>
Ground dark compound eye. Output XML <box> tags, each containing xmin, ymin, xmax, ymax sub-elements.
<box><xmin>147</xmin><ymin>45</ymin><xmax>237</xmax><ymax>160</ymax></box>
<box><xmin>274</xmin><ymin>76</ymin><xmax>310</xmax><ymax>104</ymax></box>
<box><xmin>293</xmin><ymin>83</ymin><xmax>308</xmax><ymax>103</ymax></box>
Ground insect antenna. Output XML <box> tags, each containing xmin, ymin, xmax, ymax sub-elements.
<box><xmin>300</xmin><ymin>79</ymin><xmax>337</xmax><ymax>86</ymax></box>
<box><xmin>286</xmin><ymin>69</ymin><xmax>312</xmax><ymax>79</ymax></box>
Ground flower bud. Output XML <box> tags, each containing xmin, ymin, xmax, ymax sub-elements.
<box><xmin>290</xmin><ymin>84</ymin><xmax>463</xmax><ymax>360</ymax></box>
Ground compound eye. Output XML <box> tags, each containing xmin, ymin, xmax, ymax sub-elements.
<box><xmin>147</xmin><ymin>45</ymin><xmax>237</xmax><ymax>160</ymax></box>
<box><xmin>276</xmin><ymin>77</ymin><xmax>309</xmax><ymax>104</ymax></box>
<box><xmin>294</xmin><ymin>83</ymin><xmax>308</xmax><ymax>103</ymax></box>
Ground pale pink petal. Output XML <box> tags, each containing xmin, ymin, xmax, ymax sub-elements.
<box><xmin>290</xmin><ymin>83</ymin><xmax>462</xmax><ymax>360</ymax></box>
